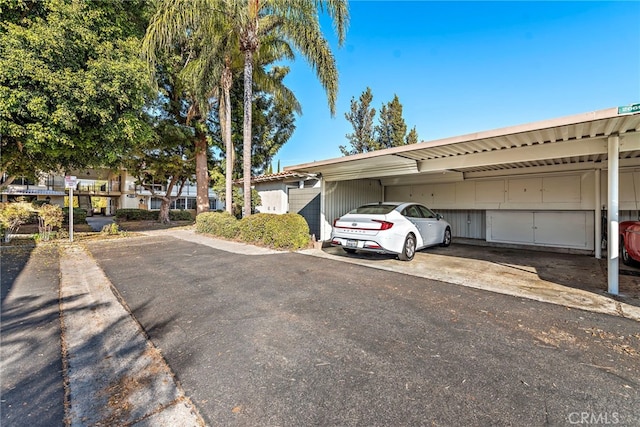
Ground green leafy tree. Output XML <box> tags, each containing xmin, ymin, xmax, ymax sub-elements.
<box><xmin>127</xmin><ymin>119</ymin><xmax>196</xmax><ymax>224</ymax></box>
<box><xmin>0</xmin><ymin>0</ymin><xmax>153</xmax><ymax>180</ymax></box>
<box><xmin>341</xmin><ymin>87</ymin><xmax>376</xmax><ymax>155</ymax></box>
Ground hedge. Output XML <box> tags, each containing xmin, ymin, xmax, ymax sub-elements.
<box><xmin>115</xmin><ymin>209</ymin><xmax>157</xmax><ymax>221</ymax></box>
<box><xmin>265</xmin><ymin>213</ymin><xmax>310</xmax><ymax>249</ymax></box>
<box><xmin>196</xmin><ymin>211</ymin><xmax>311</xmax><ymax>250</ymax></box>
<box><xmin>114</xmin><ymin>209</ymin><xmax>194</xmax><ymax>221</ymax></box>
<box><xmin>195</xmin><ymin>211</ymin><xmax>240</xmax><ymax>239</ymax></box>
<box><xmin>169</xmin><ymin>210</ymin><xmax>194</xmax><ymax>221</ymax></box>
<box><xmin>62</xmin><ymin>208</ymin><xmax>87</xmax><ymax>224</ymax></box>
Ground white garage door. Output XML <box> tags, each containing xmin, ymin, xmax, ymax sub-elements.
<box><xmin>487</xmin><ymin>210</ymin><xmax>594</xmax><ymax>250</ymax></box>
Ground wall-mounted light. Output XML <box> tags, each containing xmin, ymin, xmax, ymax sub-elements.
<box><xmin>45</xmin><ymin>196</ymin><xmax>51</xmax><ymax>203</ymax></box>
<box><xmin>139</xmin><ymin>198</ymin><xmax>144</xmax><ymax>204</ymax></box>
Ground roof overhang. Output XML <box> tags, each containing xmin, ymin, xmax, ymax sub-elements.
<box><xmin>286</xmin><ymin>106</ymin><xmax>640</xmax><ymax>183</ymax></box>
<box><xmin>1</xmin><ymin>188</ymin><xmax>66</xmax><ymax>196</ymax></box>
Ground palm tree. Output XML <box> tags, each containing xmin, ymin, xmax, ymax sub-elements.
<box><xmin>228</xmin><ymin>0</ymin><xmax>349</xmax><ymax>217</ymax></box>
<box><xmin>142</xmin><ymin>0</ymin><xmax>231</xmax><ymax>215</ymax></box>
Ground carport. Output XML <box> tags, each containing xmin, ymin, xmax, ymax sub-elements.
<box><xmin>286</xmin><ymin>105</ymin><xmax>640</xmax><ymax>295</ymax></box>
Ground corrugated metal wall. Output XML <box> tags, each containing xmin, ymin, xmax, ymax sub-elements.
<box><xmin>289</xmin><ymin>187</ymin><xmax>321</xmax><ymax>239</ymax></box>
<box><xmin>437</xmin><ymin>210</ymin><xmax>486</xmax><ymax>239</ymax></box>
<box><xmin>321</xmin><ymin>179</ymin><xmax>382</xmax><ymax>240</ymax></box>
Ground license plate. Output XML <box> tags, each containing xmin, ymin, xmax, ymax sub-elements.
<box><xmin>346</xmin><ymin>240</ymin><xmax>357</xmax><ymax>248</ymax></box>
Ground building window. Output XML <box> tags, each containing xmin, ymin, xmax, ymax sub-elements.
<box><xmin>186</xmin><ymin>198</ymin><xmax>197</xmax><ymax>210</ymax></box>
<box><xmin>150</xmin><ymin>198</ymin><xmax>162</xmax><ymax>210</ymax></box>
<box><xmin>174</xmin><ymin>198</ymin><xmax>186</xmax><ymax>210</ymax></box>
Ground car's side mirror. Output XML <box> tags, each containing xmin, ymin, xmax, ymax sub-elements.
<box><xmin>436</xmin><ymin>213</ymin><xmax>442</xmax><ymax>220</ymax></box>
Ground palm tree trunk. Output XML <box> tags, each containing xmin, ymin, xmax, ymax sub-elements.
<box><xmin>195</xmin><ymin>129</ymin><xmax>210</xmax><ymax>214</ymax></box>
<box><xmin>242</xmin><ymin>48</ymin><xmax>253</xmax><ymax>217</ymax></box>
<box><xmin>221</xmin><ymin>62</ymin><xmax>233</xmax><ymax>214</ymax></box>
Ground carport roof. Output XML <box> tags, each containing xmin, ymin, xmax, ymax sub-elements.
<box><xmin>286</xmin><ymin>106</ymin><xmax>640</xmax><ymax>183</ymax></box>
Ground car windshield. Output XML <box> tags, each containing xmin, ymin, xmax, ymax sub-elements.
<box><xmin>349</xmin><ymin>204</ymin><xmax>397</xmax><ymax>215</ymax></box>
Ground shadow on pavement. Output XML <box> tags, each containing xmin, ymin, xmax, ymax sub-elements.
<box><xmin>325</xmin><ymin>242</ymin><xmax>640</xmax><ymax>309</ymax></box>
<box><xmin>1</xmin><ymin>243</ymin><xmax>35</xmax><ymax>306</ymax></box>
<box><xmin>1</xmin><ymin>244</ymin><xmax>65</xmax><ymax>427</ymax></box>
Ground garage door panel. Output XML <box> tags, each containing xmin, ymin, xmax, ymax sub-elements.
<box><xmin>534</xmin><ymin>211</ymin><xmax>592</xmax><ymax>249</ymax></box>
<box><xmin>487</xmin><ymin>210</ymin><xmax>594</xmax><ymax>250</ymax></box>
<box><xmin>488</xmin><ymin>211</ymin><xmax>534</xmax><ymax>244</ymax></box>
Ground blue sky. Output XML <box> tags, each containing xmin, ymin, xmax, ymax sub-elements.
<box><xmin>274</xmin><ymin>1</ymin><xmax>640</xmax><ymax>168</ymax></box>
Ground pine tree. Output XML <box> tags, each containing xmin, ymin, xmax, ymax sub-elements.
<box><xmin>375</xmin><ymin>95</ymin><xmax>407</xmax><ymax>149</ymax></box>
<box><xmin>340</xmin><ymin>87</ymin><xmax>376</xmax><ymax>155</ymax></box>
<box><xmin>406</xmin><ymin>126</ymin><xmax>419</xmax><ymax>144</ymax></box>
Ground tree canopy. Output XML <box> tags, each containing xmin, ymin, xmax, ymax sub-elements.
<box><xmin>0</xmin><ymin>0</ymin><xmax>153</xmax><ymax>179</ymax></box>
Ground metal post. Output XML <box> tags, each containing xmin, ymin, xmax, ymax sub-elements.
<box><xmin>69</xmin><ymin>187</ymin><xmax>74</xmax><ymax>242</ymax></box>
<box><xmin>595</xmin><ymin>169</ymin><xmax>601</xmax><ymax>259</ymax></box>
<box><xmin>607</xmin><ymin>135</ymin><xmax>619</xmax><ymax>295</ymax></box>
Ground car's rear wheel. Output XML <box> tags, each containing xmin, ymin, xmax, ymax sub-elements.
<box><xmin>343</xmin><ymin>248</ymin><xmax>357</xmax><ymax>254</ymax></box>
<box><xmin>440</xmin><ymin>227</ymin><xmax>452</xmax><ymax>247</ymax></box>
<box><xmin>621</xmin><ymin>237</ymin><xmax>634</xmax><ymax>266</ymax></box>
<box><xmin>398</xmin><ymin>233</ymin><xmax>416</xmax><ymax>261</ymax></box>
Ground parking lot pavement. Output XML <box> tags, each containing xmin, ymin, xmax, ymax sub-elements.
<box><xmin>86</xmin><ymin>233</ymin><xmax>640</xmax><ymax>426</ymax></box>
<box><xmin>59</xmin><ymin>244</ymin><xmax>205</xmax><ymax>426</ymax></box>
<box><xmin>3</xmin><ymin>230</ymin><xmax>639</xmax><ymax>426</ymax></box>
<box><xmin>304</xmin><ymin>242</ymin><xmax>640</xmax><ymax>322</ymax></box>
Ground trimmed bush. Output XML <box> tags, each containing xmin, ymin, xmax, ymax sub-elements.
<box><xmin>62</xmin><ymin>208</ymin><xmax>87</xmax><ymax>224</ymax></box>
<box><xmin>169</xmin><ymin>210</ymin><xmax>194</xmax><ymax>221</ymax></box>
<box><xmin>195</xmin><ymin>211</ymin><xmax>239</xmax><ymax>239</ymax></box>
<box><xmin>115</xmin><ymin>209</ymin><xmax>157</xmax><ymax>221</ymax></box>
<box><xmin>115</xmin><ymin>209</ymin><xmax>194</xmax><ymax>222</ymax></box>
<box><xmin>261</xmin><ymin>213</ymin><xmax>311</xmax><ymax>250</ymax></box>
<box><xmin>197</xmin><ymin>212</ymin><xmax>311</xmax><ymax>250</ymax></box>
<box><xmin>237</xmin><ymin>213</ymin><xmax>272</xmax><ymax>243</ymax></box>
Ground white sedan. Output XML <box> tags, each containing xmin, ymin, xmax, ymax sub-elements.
<box><xmin>330</xmin><ymin>202</ymin><xmax>452</xmax><ymax>261</ymax></box>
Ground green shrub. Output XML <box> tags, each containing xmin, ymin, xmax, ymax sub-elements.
<box><xmin>196</xmin><ymin>212</ymin><xmax>311</xmax><ymax>250</ymax></box>
<box><xmin>0</xmin><ymin>202</ymin><xmax>33</xmax><ymax>242</ymax></box>
<box><xmin>38</xmin><ymin>204</ymin><xmax>63</xmax><ymax>241</ymax></box>
<box><xmin>62</xmin><ymin>208</ymin><xmax>87</xmax><ymax>224</ymax></box>
<box><xmin>115</xmin><ymin>209</ymin><xmax>156</xmax><ymax>221</ymax></box>
<box><xmin>101</xmin><ymin>223</ymin><xmax>124</xmax><ymax>235</ymax></box>
<box><xmin>237</xmin><ymin>213</ymin><xmax>272</xmax><ymax>243</ymax></box>
<box><xmin>195</xmin><ymin>212</ymin><xmax>239</xmax><ymax>239</ymax></box>
<box><xmin>169</xmin><ymin>210</ymin><xmax>194</xmax><ymax>221</ymax></box>
<box><xmin>262</xmin><ymin>213</ymin><xmax>311</xmax><ymax>250</ymax></box>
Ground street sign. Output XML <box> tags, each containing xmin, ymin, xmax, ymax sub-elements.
<box><xmin>618</xmin><ymin>104</ymin><xmax>640</xmax><ymax>115</ymax></box>
<box><xmin>65</xmin><ymin>175</ymin><xmax>77</xmax><ymax>189</ymax></box>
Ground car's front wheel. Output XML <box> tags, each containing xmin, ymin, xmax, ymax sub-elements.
<box><xmin>440</xmin><ymin>227</ymin><xmax>452</xmax><ymax>247</ymax></box>
<box><xmin>621</xmin><ymin>237</ymin><xmax>634</xmax><ymax>266</ymax></box>
<box><xmin>398</xmin><ymin>233</ymin><xmax>416</xmax><ymax>261</ymax></box>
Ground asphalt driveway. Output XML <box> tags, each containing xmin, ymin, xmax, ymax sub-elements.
<box><xmin>85</xmin><ymin>234</ymin><xmax>640</xmax><ymax>426</ymax></box>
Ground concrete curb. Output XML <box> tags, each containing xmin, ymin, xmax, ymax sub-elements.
<box><xmin>59</xmin><ymin>244</ymin><xmax>205</xmax><ymax>426</ymax></box>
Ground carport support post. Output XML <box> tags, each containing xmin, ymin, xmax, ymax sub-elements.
<box><xmin>595</xmin><ymin>169</ymin><xmax>601</xmax><ymax>259</ymax></box>
<box><xmin>607</xmin><ymin>135</ymin><xmax>619</xmax><ymax>295</ymax></box>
